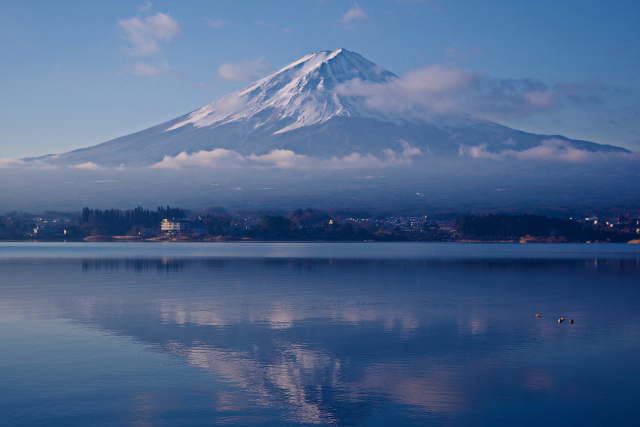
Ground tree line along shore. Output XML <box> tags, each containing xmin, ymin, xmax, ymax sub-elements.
<box><xmin>1</xmin><ymin>206</ymin><xmax>639</xmax><ymax>243</ymax></box>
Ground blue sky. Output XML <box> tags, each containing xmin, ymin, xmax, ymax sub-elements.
<box><xmin>1</xmin><ymin>0</ymin><xmax>638</xmax><ymax>158</ymax></box>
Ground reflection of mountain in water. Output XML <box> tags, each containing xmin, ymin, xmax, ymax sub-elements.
<box><xmin>5</xmin><ymin>256</ymin><xmax>640</xmax><ymax>424</ymax></box>
<box><xmin>82</xmin><ymin>258</ymin><xmax>187</xmax><ymax>273</ymax></box>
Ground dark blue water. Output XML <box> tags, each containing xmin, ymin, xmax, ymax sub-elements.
<box><xmin>1</xmin><ymin>243</ymin><xmax>639</xmax><ymax>426</ymax></box>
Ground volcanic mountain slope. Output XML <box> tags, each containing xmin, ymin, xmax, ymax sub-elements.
<box><xmin>35</xmin><ymin>49</ymin><xmax>628</xmax><ymax>167</ymax></box>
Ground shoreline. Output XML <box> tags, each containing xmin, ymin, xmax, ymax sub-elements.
<box><xmin>2</xmin><ymin>237</ymin><xmax>638</xmax><ymax>244</ymax></box>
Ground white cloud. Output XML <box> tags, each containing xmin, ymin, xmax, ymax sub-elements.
<box><xmin>337</xmin><ymin>65</ymin><xmax>558</xmax><ymax>121</ymax></box>
<box><xmin>205</xmin><ymin>18</ymin><xmax>225</xmax><ymax>28</ymax></box>
<box><xmin>137</xmin><ymin>2</ymin><xmax>152</xmax><ymax>12</ymax></box>
<box><xmin>0</xmin><ymin>158</ymin><xmax>60</xmax><ymax>170</ymax></box>
<box><xmin>524</xmin><ymin>90</ymin><xmax>555</xmax><ymax>109</ymax></box>
<box><xmin>149</xmin><ymin>144</ymin><xmax>421</xmax><ymax>171</ymax></box>
<box><xmin>68</xmin><ymin>162</ymin><xmax>105</xmax><ymax>170</ymax></box>
<box><xmin>247</xmin><ymin>150</ymin><xmax>314</xmax><ymax>168</ymax></box>
<box><xmin>217</xmin><ymin>63</ymin><xmax>251</xmax><ymax>82</ymax></box>
<box><xmin>0</xmin><ymin>158</ymin><xmax>28</xmax><ymax>169</ymax></box>
<box><xmin>460</xmin><ymin>139</ymin><xmax>638</xmax><ymax>162</ymax></box>
<box><xmin>118</xmin><ymin>12</ymin><xmax>180</xmax><ymax>56</ymax></box>
<box><xmin>339</xmin><ymin>2</ymin><xmax>369</xmax><ymax>26</ymax></box>
<box><xmin>218</xmin><ymin>58</ymin><xmax>273</xmax><ymax>82</ymax></box>
<box><xmin>150</xmin><ymin>149</ymin><xmax>247</xmax><ymax>170</ymax></box>
<box><xmin>555</xmin><ymin>79</ymin><xmax>610</xmax><ymax>105</ymax></box>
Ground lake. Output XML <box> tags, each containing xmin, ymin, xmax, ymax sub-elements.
<box><xmin>1</xmin><ymin>242</ymin><xmax>639</xmax><ymax>426</ymax></box>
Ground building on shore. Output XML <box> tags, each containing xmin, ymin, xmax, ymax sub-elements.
<box><xmin>161</xmin><ymin>218</ymin><xmax>190</xmax><ymax>234</ymax></box>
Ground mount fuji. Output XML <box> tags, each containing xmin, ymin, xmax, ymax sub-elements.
<box><xmin>6</xmin><ymin>49</ymin><xmax>637</xmax><ymax>212</ymax></box>
<box><xmin>34</xmin><ymin>48</ymin><xmax>628</xmax><ymax>168</ymax></box>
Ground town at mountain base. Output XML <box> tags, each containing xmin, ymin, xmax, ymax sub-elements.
<box><xmin>3</xmin><ymin>207</ymin><xmax>639</xmax><ymax>244</ymax></box>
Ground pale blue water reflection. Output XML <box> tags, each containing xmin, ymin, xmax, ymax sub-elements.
<box><xmin>2</xmin><ymin>241</ymin><xmax>640</xmax><ymax>260</ymax></box>
<box><xmin>1</xmin><ymin>243</ymin><xmax>639</xmax><ymax>425</ymax></box>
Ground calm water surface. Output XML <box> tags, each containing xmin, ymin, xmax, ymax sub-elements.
<box><xmin>1</xmin><ymin>242</ymin><xmax>639</xmax><ymax>426</ymax></box>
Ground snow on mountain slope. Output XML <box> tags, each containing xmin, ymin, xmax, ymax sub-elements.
<box><xmin>31</xmin><ymin>48</ymin><xmax>630</xmax><ymax>168</ymax></box>
<box><xmin>166</xmin><ymin>49</ymin><xmax>398</xmax><ymax>134</ymax></box>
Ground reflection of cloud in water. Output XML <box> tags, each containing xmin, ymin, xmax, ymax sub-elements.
<box><xmin>362</xmin><ymin>364</ymin><xmax>465</xmax><ymax>415</ymax></box>
<box><xmin>458</xmin><ymin>310</ymin><xmax>487</xmax><ymax>335</ymax></box>
<box><xmin>154</xmin><ymin>298</ymin><xmax>431</xmax><ymax>423</ymax></box>
<box><xmin>3</xmin><ymin>255</ymin><xmax>640</xmax><ymax>425</ymax></box>
<box><xmin>267</xmin><ymin>305</ymin><xmax>295</xmax><ymax>329</ymax></box>
<box><xmin>170</xmin><ymin>338</ymin><xmax>469</xmax><ymax>423</ymax></box>
<box><xmin>158</xmin><ymin>297</ymin><xmax>422</xmax><ymax>333</ymax></box>
<box><xmin>130</xmin><ymin>394</ymin><xmax>159</xmax><ymax>426</ymax></box>
<box><xmin>175</xmin><ymin>341</ymin><xmax>338</xmax><ymax>425</ymax></box>
<box><xmin>161</xmin><ymin>302</ymin><xmax>227</xmax><ymax>327</ymax></box>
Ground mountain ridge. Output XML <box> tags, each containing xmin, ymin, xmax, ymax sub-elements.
<box><xmin>33</xmin><ymin>48</ymin><xmax>630</xmax><ymax>167</ymax></box>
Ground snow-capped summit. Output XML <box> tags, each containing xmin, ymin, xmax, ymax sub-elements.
<box><xmin>166</xmin><ymin>49</ymin><xmax>397</xmax><ymax>134</ymax></box>
<box><xmin>34</xmin><ymin>49</ymin><xmax>628</xmax><ymax>167</ymax></box>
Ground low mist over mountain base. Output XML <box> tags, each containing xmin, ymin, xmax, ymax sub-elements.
<box><xmin>3</xmin><ymin>157</ymin><xmax>638</xmax><ymax>215</ymax></box>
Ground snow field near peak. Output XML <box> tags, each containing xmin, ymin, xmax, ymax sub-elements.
<box><xmin>31</xmin><ymin>49</ymin><xmax>631</xmax><ymax>169</ymax></box>
<box><xmin>165</xmin><ymin>49</ymin><xmax>396</xmax><ymax>134</ymax></box>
